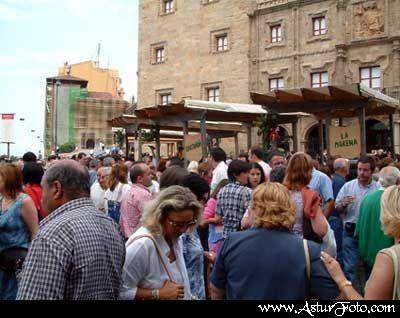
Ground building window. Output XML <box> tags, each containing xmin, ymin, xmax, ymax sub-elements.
<box><xmin>270</xmin><ymin>25</ymin><xmax>282</xmax><ymax>43</ymax></box>
<box><xmin>269</xmin><ymin>78</ymin><xmax>284</xmax><ymax>91</ymax></box>
<box><xmin>160</xmin><ymin>93</ymin><xmax>172</xmax><ymax>105</ymax></box>
<box><xmin>155</xmin><ymin>47</ymin><xmax>165</xmax><ymax>63</ymax></box>
<box><xmin>163</xmin><ymin>0</ymin><xmax>174</xmax><ymax>14</ymax></box>
<box><xmin>311</xmin><ymin>72</ymin><xmax>328</xmax><ymax>88</ymax></box>
<box><xmin>207</xmin><ymin>87</ymin><xmax>220</xmax><ymax>102</ymax></box>
<box><xmin>360</xmin><ymin>66</ymin><xmax>381</xmax><ymax>90</ymax></box>
<box><xmin>313</xmin><ymin>17</ymin><xmax>326</xmax><ymax>36</ymax></box>
<box><xmin>216</xmin><ymin>34</ymin><xmax>228</xmax><ymax>52</ymax></box>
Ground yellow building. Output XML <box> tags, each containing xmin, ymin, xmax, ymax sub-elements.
<box><xmin>58</xmin><ymin>60</ymin><xmax>125</xmax><ymax>99</ymax></box>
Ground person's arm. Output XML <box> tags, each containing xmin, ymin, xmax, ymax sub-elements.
<box><xmin>135</xmin><ymin>280</ymin><xmax>185</xmax><ymax>300</ymax></box>
<box><xmin>323</xmin><ymin>199</ymin><xmax>335</xmax><ymax>218</ymax></box>
<box><xmin>21</xmin><ymin>196</ymin><xmax>39</xmax><ymax>240</ymax></box>
<box><xmin>310</xmin><ymin>207</ymin><xmax>328</xmax><ymax>238</ymax></box>
<box><xmin>335</xmin><ymin>186</ymin><xmax>348</xmax><ymax>219</ymax></box>
<box><xmin>210</xmin><ymin>282</ymin><xmax>226</xmax><ymax>300</ymax></box>
<box><xmin>320</xmin><ymin>177</ymin><xmax>334</xmax><ymax>218</ymax></box>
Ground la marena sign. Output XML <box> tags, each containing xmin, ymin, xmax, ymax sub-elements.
<box><xmin>329</xmin><ymin>120</ymin><xmax>361</xmax><ymax>158</ymax></box>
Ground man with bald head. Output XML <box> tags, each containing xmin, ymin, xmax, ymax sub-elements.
<box><xmin>120</xmin><ymin>161</ymin><xmax>153</xmax><ymax>239</ymax></box>
<box><xmin>17</xmin><ymin>160</ymin><xmax>125</xmax><ymax>300</ymax></box>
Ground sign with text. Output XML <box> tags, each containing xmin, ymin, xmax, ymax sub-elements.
<box><xmin>1</xmin><ymin>113</ymin><xmax>15</xmax><ymax>143</ymax></box>
<box><xmin>329</xmin><ymin>121</ymin><xmax>361</xmax><ymax>158</ymax></box>
<box><xmin>184</xmin><ymin>134</ymin><xmax>202</xmax><ymax>162</ymax></box>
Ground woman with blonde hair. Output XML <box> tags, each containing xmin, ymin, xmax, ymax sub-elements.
<box><xmin>283</xmin><ymin>152</ymin><xmax>328</xmax><ymax>242</ymax></box>
<box><xmin>322</xmin><ymin>184</ymin><xmax>400</xmax><ymax>300</ymax></box>
<box><xmin>104</xmin><ymin>163</ymin><xmax>131</xmax><ymax>222</ymax></box>
<box><xmin>210</xmin><ymin>182</ymin><xmax>338</xmax><ymax>299</ymax></box>
<box><xmin>120</xmin><ymin>185</ymin><xmax>203</xmax><ymax>300</ymax></box>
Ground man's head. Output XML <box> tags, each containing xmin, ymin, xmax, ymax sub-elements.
<box><xmin>237</xmin><ymin>152</ymin><xmax>248</xmax><ymax>162</ymax></box>
<box><xmin>102</xmin><ymin>156</ymin><xmax>115</xmax><ymax>167</ymax></box>
<box><xmin>209</xmin><ymin>147</ymin><xmax>226</xmax><ymax>168</ymax></box>
<box><xmin>378</xmin><ymin>166</ymin><xmax>400</xmax><ymax>188</ymax></box>
<box><xmin>182</xmin><ymin>173</ymin><xmax>210</xmax><ymax>205</ymax></box>
<box><xmin>357</xmin><ymin>155</ymin><xmax>376</xmax><ymax>185</ymax></box>
<box><xmin>333</xmin><ymin>158</ymin><xmax>349</xmax><ymax>177</ymax></box>
<box><xmin>77</xmin><ymin>152</ymin><xmax>87</xmax><ymax>166</ymax></box>
<box><xmin>41</xmin><ymin>160</ymin><xmax>90</xmax><ymax>214</ymax></box>
<box><xmin>269</xmin><ymin>153</ymin><xmax>286</xmax><ymax>169</ymax></box>
<box><xmin>130</xmin><ymin>162</ymin><xmax>153</xmax><ymax>187</ymax></box>
<box><xmin>89</xmin><ymin>159</ymin><xmax>99</xmax><ymax>170</ymax></box>
<box><xmin>249</xmin><ymin>147</ymin><xmax>264</xmax><ymax>163</ymax></box>
<box><xmin>97</xmin><ymin>167</ymin><xmax>111</xmax><ymax>190</ymax></box>
<box><xmin>227</xmin><ymin>159</ymin><xmax>250</xmax><ymax>185</ymax></box>
<box><xmin>22</xmin><ymin>151</ymin><xmax>37</xmax><ymax>163</ymax></box>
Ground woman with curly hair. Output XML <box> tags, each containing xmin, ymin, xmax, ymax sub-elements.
<box><xmin>210</xmin><ymin>182</ymin><xmax>338</xmax><ymax>300</ymax></box>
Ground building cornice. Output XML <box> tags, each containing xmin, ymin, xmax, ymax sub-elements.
<box><xmin>254</xmin><ymin>0</ymin><xmax>332</xmax><ymax>15</ymax></box>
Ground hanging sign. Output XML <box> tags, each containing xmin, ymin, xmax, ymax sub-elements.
<box><xmin>329</xmin><ymin>121</ymin><xmax>361</xmax><ymax>158</ymax></box>
<box><xmin>184</xmin><ymin>134</ymin><xmax>202</xmax><ymax>162</ymax></box>
<box><xmin>1</xmin><ymin>114</ymin><xmax>15</xmax><ymax>143</ymax></box>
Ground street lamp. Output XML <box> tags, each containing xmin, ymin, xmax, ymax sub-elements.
<box><xmin>55</xmin><ymin>80</ymin><xmax>61</xmax><ymax>153</ymax></box>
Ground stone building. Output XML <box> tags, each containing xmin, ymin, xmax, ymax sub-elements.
<box><xmin>137</xmin><ymin>0</ymin><xmax>400</xmax><ymax>155</ymax></box>
<box><xmin>44</xmin><ymin>61</ymin><xmax>129</xmax><ymax>156</ymax></box>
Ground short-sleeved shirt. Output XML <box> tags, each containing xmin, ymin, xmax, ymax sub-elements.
<box><xmin>356</xmin><ymin>189</ymin><xmax>394</xmax><ymax>267</ymax></box>
<box><xmin>309</xmin><ymin>168</ymin><xmax>334</xmax><ymax>205</ymax></box>
<box><xmin>335</xmin><ymin>179</ymin><xmax>380</xmax><ymax>224</ymax></box>
<box><xmin>211</xmin><ymin>161</ymin><xmax>228</xmax><ymax>193</ymax></box>
<box><xmin>210</xmin><ymin>227</ymin><xmax>339</xmax><ymax>300</ymax></box>
<box><xmin>216</xmin><ymin>182</ymin><xmax>252</xmax><ymax>239</ymax></box>
<box><xmin>331</xmin><ymin>173</ymin><xmax>346</xmax><ymax>200</ymax></box>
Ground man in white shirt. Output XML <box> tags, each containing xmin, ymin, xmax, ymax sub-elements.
<box><xmin>209</xmin><ymin>147</ymin><xmax>228</xmax><ymax>192</ymax></box>
<box><xmin>249</xmin><ymin>147</ymin><xmax>271</xmax><ymax>181</ymax></box>
<box><xmin>90</xmin><ymin>167</ymin><xmax>111</xmax><ymax>212</ymax></box>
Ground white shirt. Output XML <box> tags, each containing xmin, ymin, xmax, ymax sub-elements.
<box><xmin>211</xmin><ymin>161</ymin><xmax>228</xmax><ymax>192</ymax></box>
<box><xmin>148</xmin><ymin>180</ymin><xmax>160</xmax><ymax>195</ymax></box>
<box><xmin>90</xmin><ymin>182</ymin><xmax>106</xmax><ymax>212</ymax></box>
<box><xmin>257</xmin><ymin>160</ymin><xmax>272</xmax><ymax>181</ymax></box>
<box><xmin>104</xmin><ymin>183</ymin><xmax>131</xmax><ymax>202</ymax></box>
<box><xmin>119</xmin><ymin>227</ymin><xmax>192</xmax><ymax>300</ymax></box>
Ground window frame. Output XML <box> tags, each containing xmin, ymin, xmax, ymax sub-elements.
<box><xmin>207</xmin><ymin>87</ymin><xmax>220</xmax><ymax>102</ymax></box>
<box><xmin>164</xmin><ymin>0</ymin><xmax>174</xmax><ymax>14</ymax></box>
<box><xmin>155</xmin><ymin>47</ymin><xmax>165</xmax><ymax>63</ymax></box>
<box><xmin>311</xmin><ymin>71</ymin><xmax>329</xmax><ymax>88</ymax></box>
<box><xmin>312</xmin><ymin>16</ymin><xmax>327</xmax><ymax>36</ymax></box>
<box><xmin>216</xmin><ymin>34</ymin><xmax>228</xmax><ymax>52</ymax></box>
<box><xmin>359</xmin><ymin>66</ymin><xmax>381</xmax><ymax>90</ymax></box>
<box><xmin>269</xmin><ymin>77</ymin><xmax>284</xmax><ymax>92</ymax></box>
<box><xmin>270</xmin><ymin>25</ymin><xmax>282</xmax><ymax>44</ymax></box>
<box><xmin>160</xmin><ymin>93</ymin><xmax>172</xmax><ymax>106</ymax></box>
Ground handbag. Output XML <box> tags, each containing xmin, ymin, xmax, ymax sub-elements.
<box><xmin>0</xmin><ymin>246</ymin><xmax>28</xmax><ymax>272</ymax></box>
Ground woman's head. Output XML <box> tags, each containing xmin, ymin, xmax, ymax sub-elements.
<box><xmin>211</xmin><ymin>179</ymin><xmax>229</xmax><ymax>199</ymax></box>
<box><xmin>251</xmin><ymin>182</ymin><xmax>296</xmax><ymax>230</ymax></box>
<box><xmin>108</xmin><ymin>163</ymin><xmax>128</xmax><ymax>191</ymax></box>
<box><xmin>248</xmin><ymin>162</ymin><xmax>265</xmax><ymax>189</ymax></box>
<box><xmin>380</xmin><ymin>185</ymin><xmax>400</xmax><ymax>239</ymax></box>
<box><xmin>0</xmin><ymin>164</ymin><xmax>23</xmax><ymax>199</ymax></box>
<box><xmin>142</xmin><ymin>185</ymin><xmax>203</xmax><ymax>239</ymax></box>
<box><xmin>22</xmin><ymin>162</ymin><xmax>44</xmax><ymax>185</ymax></box>
<box><xmin>283</xmin><ymin>152</ymin><xmax>313</xmax><ymax>190</ymax></box>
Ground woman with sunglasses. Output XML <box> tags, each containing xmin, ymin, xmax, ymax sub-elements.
<box><xmin>119</xmin><ymin>186</ymin><xmax>203</xmax><ymax>300</ymax></box>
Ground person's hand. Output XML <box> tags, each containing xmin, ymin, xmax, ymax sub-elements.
<box><xmin>340</xmin><ymin>195</ymin><xmax>355</xmax><ymax>208</ymax></box>
<box><xmin>320</xmin><ymin>251</ymin><xmax>347</xmax><ymax>286</ymax></box>
<box><xmin>159</xmin><ymin>280</ymin><xmax>185</xmax><ymax>300</ymax></box>
<box><xmin>205</xmin><ymin>251</ymin><xmax>216</xmax><ymax>263</ymax></box>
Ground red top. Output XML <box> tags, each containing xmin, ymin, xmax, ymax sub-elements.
<box><xmin>24</xmin><ymin>184</ymin><xmax>47</xmax><ymax>219</ymax></box>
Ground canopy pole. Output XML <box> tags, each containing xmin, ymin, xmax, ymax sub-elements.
<box><xmin>155</xmin><ymin>125</ymin><xmax>161</xmax><ymax>164</ymax></box>
<box><xmin>234</xmin><ymin>132</ymin><xmax>239</xmax><ymax>157</ymax></box>
<box><xmin>360</xmin><ymin>105</ymin><xmax>367</xmax><ymax>156</ymax></box>
<box><xmin>292</xmin><ymin>120</ymin><xmax>299</xmax><ymax>153</ymax></box>
<box><xmin>389</xmin><ymin>114</ymin><xmax>395</xmax><ymax>159</ymax></box>
<box><xmin>200</xmin><ymin>112</ymin><xmax>208</xmax><ymax>160</ymax></box>
<box><xmin>182</xmin><ymin>121</ymin><xmax>188</xmax><ymax>167</ymax></box>
<box><xmin>325</xmin><ymin>115</ymin><xmax>331</xmax><ymax>156</ymax></box>
<box><xmin>247</xmin><ymin>124</ymin><xmax>252</xmax><ymax>150</ymax></box>
<box><xmin>137</xmin><ymin>129</ymin><xmax>142</xmax><ymax>161</ymax></box>
<box><xmin>318</xmin><ymin>119</ymin><xmax>324</xmax><ymax>162</ymax></box>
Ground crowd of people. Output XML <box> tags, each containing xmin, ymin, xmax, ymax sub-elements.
<box><xmin>0</xmin><ymin>147</ymin><xmax>399</xmax><ymax>300</ymax></box>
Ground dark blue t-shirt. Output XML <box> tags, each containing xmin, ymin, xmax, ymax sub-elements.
<box><xmin>210</xmin><ymin>227</ymin><xmax>339</xmax><ymax>300</ymax></box>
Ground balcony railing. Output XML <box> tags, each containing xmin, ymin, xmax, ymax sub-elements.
<box><xmin>382</xmin><ymin>86</ymin><xmax>400</xmax><ymax>100</ymax></box>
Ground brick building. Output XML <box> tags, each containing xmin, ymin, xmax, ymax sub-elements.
<box><xmin>137</xmin><ymin>0</ymin><xmax>400</xmax><ymax>155</ymax></box>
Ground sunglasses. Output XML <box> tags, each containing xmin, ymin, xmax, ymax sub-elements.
<box><xmin>167</xmin><ymin>218</ymin><xmax>198</xmax><ymax>229</ymax></box>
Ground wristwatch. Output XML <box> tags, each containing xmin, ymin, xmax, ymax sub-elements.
<box><xmin>151</xmin><ymin>289</ymin><xmax>160</xmax><ymax>300</ymax></box>
<box><xmin>339</xmin><ymin>280</ymin><xmax>352</xmax><ymax>291</ymax></box>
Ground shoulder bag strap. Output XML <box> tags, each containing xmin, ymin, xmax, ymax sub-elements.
<box><xmin>127</xmin><ymin>234</ymin><xmax>174</xmax><ymax>282</ymax></box>
<box><xmin>303</xmin><ymin>239</ymin><xmax>311</xmax><ymax>293</ymax></box>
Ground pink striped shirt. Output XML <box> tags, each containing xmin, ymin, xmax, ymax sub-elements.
<box><xmin>120</xmin><ymin>184</ymin><xmax>152</xmax><ymax>239</ymax></box>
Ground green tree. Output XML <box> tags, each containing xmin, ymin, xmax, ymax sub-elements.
<box><xmin>59</xmin><ymin>141</ymin><xmax>75</xmax><ymax>153</ymax></box>
<box><xmin>114</xmin><ymin>130</ymin><xmax>125</xmax><ymax>148</ymax></box>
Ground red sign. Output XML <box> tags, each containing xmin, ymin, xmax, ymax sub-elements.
<box><xmin>1</xmin><ymin>114</ymin><xmax>14</xmax><ymax>120</ymax></box>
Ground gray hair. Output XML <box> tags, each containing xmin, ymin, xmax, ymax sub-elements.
<box><xmin>187</xmin><ymin>161</ymin><xmax>199</xmax><ymax>174</ymax></box>
<box><xmin>141</xmin><ymin>185</ymin><xmax>203</xmax><ymax>237</ymax></box>
<box><xmin>378</xmin><ymin>166</ymin><xmax>400</xmax><ymax>188</ymax></box>
<box><xmin>98</xmin><ymin>167</ymin><xmax>111</xmax><ymax>176</ymax></box>
<box><xmin>44</xmin><ymin>160</ymin><xmax>90</xmax><ymax>199</ymax></box>
<box><xmin>333</xmin><ymin>158</ymin><xmax>348</xmax><ymax>171</ymax></box>
<box><xmin>102</xmin><ymin>156</ymin><xmax>115</xmax><ymax>167</ymax></box>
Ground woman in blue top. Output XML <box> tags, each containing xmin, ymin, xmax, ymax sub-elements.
<box><xmin>0</xmin><ymin>164</ymin><xmax>39</xmax><ymax>300</ymax></box>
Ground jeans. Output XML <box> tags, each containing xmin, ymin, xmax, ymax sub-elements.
<box><xmin>328</xmin><ymin>216</ymin><xmax>343</xmax><ymax>264</ymax></box>
<box><xmin>107</xmin><ymin>200</ymin><xmax>121</xmax><ymax>223</ymax></box>
<box><xmin>342</xmin><ymin>224</ymin><xmax>359</xmax><ymax>284</ymax></box>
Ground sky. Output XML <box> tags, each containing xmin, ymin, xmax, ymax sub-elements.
<box><xmin>0</xmin><ymin>0</ymin><xmax>139</xmax><ymax>157</ymax></box>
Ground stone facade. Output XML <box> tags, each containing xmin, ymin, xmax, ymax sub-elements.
<box><xmin>138</xmin><ymin>0</ymin><xmax>400</xmax><ymax>156</ymax></box>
